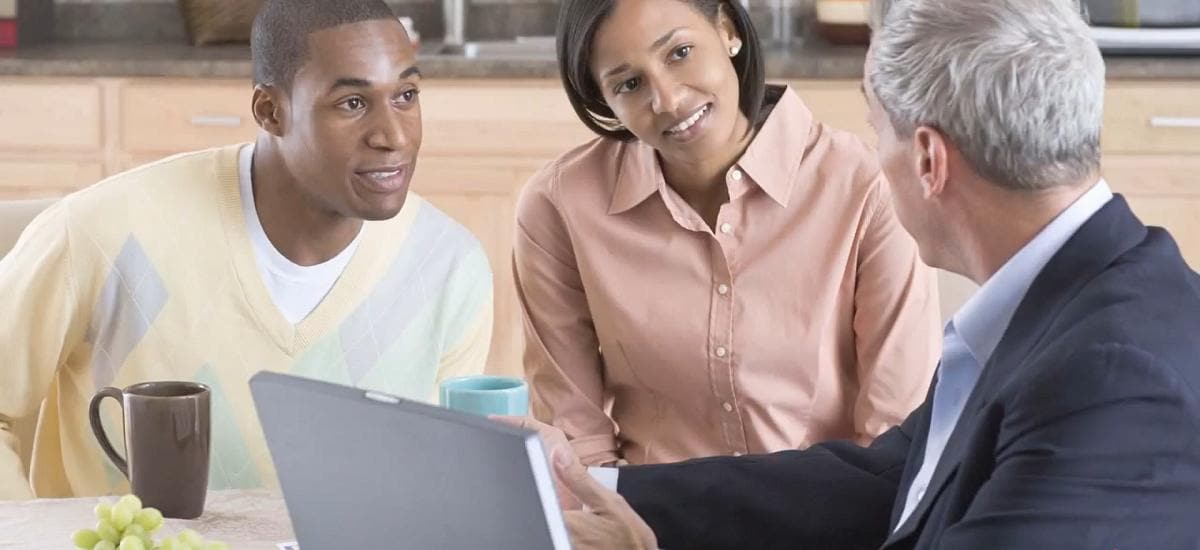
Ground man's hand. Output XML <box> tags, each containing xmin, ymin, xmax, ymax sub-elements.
<box><xmin>491</xmin><ymin>415</ymin><xmax>583</xmax><ymax>509</ymax></box>
<box><xmin>553</xmin><ymin>448</ymin><xmax>658</xmax><ymax>550</ymax></box>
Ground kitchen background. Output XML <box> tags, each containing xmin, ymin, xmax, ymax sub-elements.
<box><xmin>52</xmin><ymin>0</ymin><xmax>815</xmax><ymax>44</ymax></box>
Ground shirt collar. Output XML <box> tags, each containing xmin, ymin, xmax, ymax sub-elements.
<box><xmin>607</xmin><ymin>85</ymin><xmax>813</xmax><ymax>215</ymax></box>
<box><xmin>737</xmin><ymin>85</ymin><xmax>812</xmax><ymax>207</ymax></box>
<box><xmin>607</xmin><ymin>141</ymin><xmax>662</xmax><ymax>215</ymax></box>
<box><xmin>952</xmin><ymin>180</ymin><xmax>1114</xmax><ymax>367</ymax></box>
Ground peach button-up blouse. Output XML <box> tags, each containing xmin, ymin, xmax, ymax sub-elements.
<box><xmin>514</xmin><ymin>86</ymin><xmax>941</xmax><ymax>466</ymax></box>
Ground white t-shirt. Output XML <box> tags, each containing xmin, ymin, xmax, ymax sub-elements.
<box><xmin>238</xmin><ymin>144</ymin><xmax>361</xmax><ymax>325</ymax></box>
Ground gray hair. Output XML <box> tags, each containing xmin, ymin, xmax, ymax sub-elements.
<box><xmin>867</xmin><ymin>0</ymin><xmax>1105</xmax><ymax>190</ymax></box>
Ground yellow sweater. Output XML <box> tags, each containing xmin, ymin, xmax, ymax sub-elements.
<box><xmin>0</xmin><ymin>145</ymin><xmax>493</xmax><ymax>499</ymax></box>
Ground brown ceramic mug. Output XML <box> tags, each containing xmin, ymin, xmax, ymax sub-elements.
<box><xmin>88</xmin><ymin>381</ymin><xmax>211</xmax><ymax>519</ymax></box>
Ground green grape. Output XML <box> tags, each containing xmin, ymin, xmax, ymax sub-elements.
<box><xmin>178</xmin><ymin>530</ymin><xmax>202</xmax><ymax>546</ymax></box>
<box><xmin>93</xmin><ymin>541</ymin><xmax>117</xmax><ymax>550</ymax></box>
<box><xmin>96</xmin><ymin>520</ymin><xmax>121</xmax><ymax>544</ymax></box>
<box><xmin>133</xmin><ymin>507</ymin><xmax>164</xmax><ymax>532</ymax></box>
<box><xmin>162</xmin><ymin>535</ymin><xmax>189</xmax><ymax>550</ymax></box>
<box><xmin>117</xmin><ymin>494</ymin><xmax>143</xmax><ymax>512</ymax></box>
<box><xmin>124</xmin><ymin>524</ymin><xmax>146</xmax><ymax>539</ymax></box>
<box><xmin>117</xmin><ymin>535</ymin><xmax>146</xmax><ymax>550</ymax></box>
<box><xmin>72</xmin><ymin>528</ymin><xmax>101</xmax><ymax>549</ymax></box>
<box><xmin>157</xmin><ymin>537</ymin><xmax>177</xmax><ymax>550</ymax></box>
<box><xmin>110</xmin><ymin>504</ymin><xmax>134</xmax><ymax>531</ymax></box>
<box><xmin>94</xmin><ymin>502</ymin><xmax>113</xmax><ymax>523</ymax></box>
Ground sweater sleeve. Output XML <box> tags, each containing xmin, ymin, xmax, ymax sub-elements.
<box><xmin>0</xmin><ymin>201</ymin><xmax>90</xmax><ymax>500</ymax></box>
<box><xmin>431</xmin><ymin>244</ymin><xmax>494</xmax><ymax>401</ymax></box>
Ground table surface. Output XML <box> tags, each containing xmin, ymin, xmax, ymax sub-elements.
<box><xmin>0</xmin><ymin>490</ymin><xmax>295</xmax><ymax>550</ymax></box>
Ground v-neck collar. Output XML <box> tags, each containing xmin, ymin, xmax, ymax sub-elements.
<box><xmin>214</xmin><ymin>144</ymin><xmax>418</xmax><ymax>355</ymax></box>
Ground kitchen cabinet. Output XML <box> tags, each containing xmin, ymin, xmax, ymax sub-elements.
<box><xmin>0</xmin><ymin>159</ymin><xmax>103</xmax><ymax>198</ymax></box>
<box><xmin>1097</xmin><ymin>82</ymin><xmax>1200</xmax><ymax>284</ymax></box>
<box><xmin>0</xmin><ymin>76</ymin><xmax>1197</xmax><ymax>372</ymax></box>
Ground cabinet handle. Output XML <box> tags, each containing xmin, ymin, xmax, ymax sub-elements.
<box><xmin>1150</xmin><ymin>117</ymin><xmax>1200</xmax><ymax>129</ymax></box>
<box><xmin>189</xmin><ymin>114</ymin><xmax>243</xmax><ymax>128</ymax></box>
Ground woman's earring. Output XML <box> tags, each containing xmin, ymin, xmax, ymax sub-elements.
<box><xmin>729</xmin><ymin>44</ymin><xmax>741</xmax><ymax>57</ymax></box>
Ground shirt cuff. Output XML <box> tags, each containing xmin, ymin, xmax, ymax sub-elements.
<box><xmin>587</xmin><ymin>466</ymin><xmax>619</xmax><ymax>492</ymax></box>
<box><xmin>570</xmin><ymin>434</ymin><xmax>621</xmax><ymax>466</ymax></box>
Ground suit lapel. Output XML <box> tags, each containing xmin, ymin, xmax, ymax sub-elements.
<box><xmin>889</xmin><ymin>374</ymin><xmax>937</xmax><ymax>530</ymax></box>
<box><xmin>973</xmin><ymin>196</ymin><xmax>1147</xmax><ymax>383</ymax></box>
<box><xmin>885</xmin><ymin>383</ymin><xmax>977</xmax><ymax>543</ymax></box>
<box><xmin>883</xmin><ymin>196</ymin><xmax>1147</xmax><ymax>546</ymax></box>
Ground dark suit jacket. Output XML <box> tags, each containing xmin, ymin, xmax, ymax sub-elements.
<box><xmin>618</xmin><ymin>196</ymin><xmax>1200</xmax><ymax>549</ymax></box>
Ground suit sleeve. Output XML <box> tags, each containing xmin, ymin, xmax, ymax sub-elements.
<box><xmin>617</xmin><ymin>402</ymin><xmax>924</xmax><ymax>549</ymax></box>
<box><xmin>934</xmin><ymin>343</ymin><xmax>1200</xmax><ymax>549</ymax></box>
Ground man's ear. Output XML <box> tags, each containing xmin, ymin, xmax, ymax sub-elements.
<box><xmin>913</xmin><ymin>125</ymin><xmax>950</xmax><ymax>200</ymax></box>
<box><xmin>252</xmin><ymin>84</ymin><xmax>287</xmax><ymax>137</ymax></box>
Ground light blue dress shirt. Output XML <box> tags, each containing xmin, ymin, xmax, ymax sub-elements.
<box><xmin>893</xmin><ymin>180</ymin><xmax>1114</xmax><ymax>529</ymax></box>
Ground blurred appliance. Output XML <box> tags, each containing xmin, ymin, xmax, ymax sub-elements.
<box><xmin>1084</xmin><ymin>0</ymin><xmax>1200</xmax><ymax>54</ymax></box>
<box><xmin>1084</xmin><ymin>0</ymin><xmax>1200</xmax><ymax>27</ymax></box>
<box><xmin>815</xmin><ymin>0</ymin><xmax>870</xmax><ymax>45</ymax></box>
<box><xmin>0</xmin><ymin>0</ymin><xmax>54</xmax><ymax>49</ymax></box>
<box><xmin>1091</xmin><ymin>26</ymin><xmax>1200</xmax><ymax>54</ymax></box>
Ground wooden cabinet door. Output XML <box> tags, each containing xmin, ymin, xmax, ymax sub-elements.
<box><xmin>1103</xmin><ymin>155</ymin><xmax>1200</xmax><ymax>270</ymax></box>
<box><xmin>1104</xmin><ymin>82</ymin><xmax>1200</xmax><ymax>155</ymax></box>
<box><xmin>120</xmin><ymin>80</ymin><xmax>257</xmax><ymax>156</ymax></box>
<box><xmin>0</xmin><ymin>159</ymin><xmax>104</xmax><ymax>199</ymax></box>
<box><xmin>418</xmin><ymin>80</ymin><xmax>593</xmax><ymax>158</ymax></box>
<box><xmin>0</xmin><ymin>79</ymin><xmax>103</xmax><ymax>152</ymax></box>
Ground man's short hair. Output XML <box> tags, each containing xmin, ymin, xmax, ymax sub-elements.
<box><xmin>868</xmin><ymin>0</ymin><xmax>1104</xmax><ymax>191</ymax></box>
<box><xmin>252</xmin><ymin>0</ymin><xmax>400</xmax><ymax>91</ymax></box>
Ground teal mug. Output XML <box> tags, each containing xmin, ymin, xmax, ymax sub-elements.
<box><xmin>439</xmin><ymin>375</ymin><xmax>529</xmax><ymax>417</ymax></box>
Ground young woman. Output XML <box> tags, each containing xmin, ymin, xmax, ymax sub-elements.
<box><xmin>514</xmin><ymin>0</ymin><xmax>941</xmax><ymax>466</ymax></box>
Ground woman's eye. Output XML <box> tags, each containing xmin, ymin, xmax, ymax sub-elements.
<box><xmin>341</xmin><ymin>97</ymin><xmax>366</xmax><ymax>111</ymax></box>
<box><xmin>616</xmin><ymin>77</ymin><xmax>640</xmax><ymax>95</ymax></box>
<box><xmin>671</xmin><ymin>45</ymin><xmax>693</xmax><ymax>60</ymax></box>
<box><xmin>398</xmin><ymin>89</ymin><xmax>419</xmax><ymax>103</ymax></box>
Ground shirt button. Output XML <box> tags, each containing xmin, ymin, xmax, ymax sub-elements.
<box><xmin>722</xmin><ymin>401</ymin><xmax>733</xmax><ymax>412</ymax></box>
<box><xmin>719</xmin><ymin>223</ymin><xmax>733</xmax><ymax>234</ymax></box>
<box><xmin>915</xmin><ymin>486</ymin><xmax>927</xmax><ymax>501</ymax></box>
<box><xmin>715</xmin><ymin>346</ymin><xmax>728</xmax><ymax>358</ymax></box>
<box><xmin>730</xmin><ymin>169</ymin><xmax>743</xmax><ymax>181</ymax></box>
<box><xmin>717</xmin><ymin>283</ymin><xmax>730</xmax><ymax>295</ymax></box>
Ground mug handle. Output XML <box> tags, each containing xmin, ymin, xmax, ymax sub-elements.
<box><xmin>88</xmin><ymin>387</ymin><xmax>129</xmax><ymax>479</ymax></box>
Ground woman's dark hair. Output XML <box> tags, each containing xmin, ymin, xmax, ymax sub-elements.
<box><xmin>556</xmin><ymin>0</ymin><xmax>766</xmax><ymax>141</ymax></box>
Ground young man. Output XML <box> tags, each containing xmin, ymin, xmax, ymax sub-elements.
<box><xmin>509</xmin><ymin>0</ymin><xmax>1200</xmax><ymax>548</ymax></box>
<box><xmin>0</xmin><ymin>0</ymin><xmax>492</xmax><ymax>499</ymax></box>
